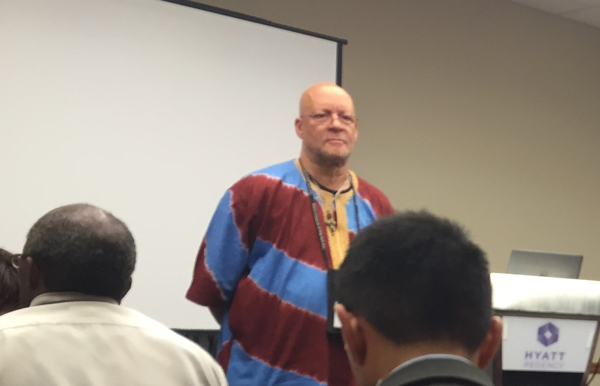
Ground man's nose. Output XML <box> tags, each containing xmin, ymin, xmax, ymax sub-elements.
<box><xmin>328</xmin><ymin>114</ymin><xmax>345</xmax><ymax>129</ymax></box>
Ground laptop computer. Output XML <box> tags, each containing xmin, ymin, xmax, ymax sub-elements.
<box><xmin>507</xmin><ymin>249</ymin><xmax>583</xmax><ymax>279</ymax></box>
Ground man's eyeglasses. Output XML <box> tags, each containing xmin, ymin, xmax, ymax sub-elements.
<box><xmin>11</xmin><ymin>254</ymin><xmax>21</xmax><ymax>270</ymax></box>
<box><xmin>304</xmin><ymin>112</ymin><xmax>356</xmax><ymax>126</ymax></box>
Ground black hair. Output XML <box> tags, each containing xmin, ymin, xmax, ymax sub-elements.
<box><xmin>337</xmin><ymin>210</ymin><xmax>491</xmax><ymax>353</ymax></box>
<box><xmin>23</xmin><ymin>203</ymin><xmax>136</xmax><ymax>302</ymax></box>
<box><xmin>0</xmin><ymin>248</ymin><xmax>19</xmax><ymax>310</ymax></box>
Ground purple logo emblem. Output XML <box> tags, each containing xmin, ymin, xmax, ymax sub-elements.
<box><xmin>537</xmin><ymin>322</ymin><xmax>559</xmax><ymax>347</ymax></box>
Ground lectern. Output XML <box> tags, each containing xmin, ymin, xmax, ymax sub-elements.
<box><xmin>490</xmin><ymin>273</ymin><xmax>600</xmax><ymax>386</ymax></box>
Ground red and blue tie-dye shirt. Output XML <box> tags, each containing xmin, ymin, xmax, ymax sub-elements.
<box><xmin>186</xmin><ymin>159</ymin><xmax>393</xmax><ymax>386</ymax></box>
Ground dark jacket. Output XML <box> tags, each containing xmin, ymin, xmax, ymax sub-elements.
<box><xmin>379</xmin><ymin>357</ymin><xmax>494</xmax><ymax>386</ymax></box>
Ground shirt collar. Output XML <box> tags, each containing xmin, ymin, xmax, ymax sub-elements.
<box><xmin>30</xmin><ymin>292</ymin><xmax>118</xmax><ymax>307</ymax></box>
<box><xmin>377</xmin><ymin>354</ymin><xmax>474</xmax><ymax>386</ymax></box>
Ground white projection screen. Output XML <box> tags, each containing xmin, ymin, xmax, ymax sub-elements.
<box><xmin>0</xmin><ymin>0</ymin><xmax>344</xmax><ymax>329</ymax></box>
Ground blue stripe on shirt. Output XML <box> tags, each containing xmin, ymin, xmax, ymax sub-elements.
<box><xmin>226</xmin><ymin>341</ymin><xmax>326</xmax><ymax>386</ymax></box>
<box><xmin>248</xmin><ymin>238</ymin><xmax>327</xmax><ymax>318</ymax></box>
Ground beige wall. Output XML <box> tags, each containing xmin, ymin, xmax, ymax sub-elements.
<box><xmin>196</xmin><ymin>0</ymin><xmax>600</xmax><ymax>277</ymax></box>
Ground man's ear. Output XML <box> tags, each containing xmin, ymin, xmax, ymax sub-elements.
<box><xmin>477</xmin><ymin>316</ymin><xmax>503</xmax><ymax>369</ymax></box>
<box><xmin>335</xmin><ymin>303</ymin><xmax>367</xmax><ymax>366</ymax></box>
<box><xmin>18</xmin><ymin>256</ymin><xmax>44</xmax><ymax>307</ymax></box>
<box><xmin>294</xmin><ymin>117</ymin><xmax>303</xmax><ymax>139</ymax></box>
<box><xmin>23</xmin><ymin>256</ymin><xmax>41</xmax><ymax>289</ymax></box>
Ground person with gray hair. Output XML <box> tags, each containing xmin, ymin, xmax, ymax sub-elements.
<box><xmin>186</xmin><ymin>82</ymin><xmax>393</xmax><ymax>386</ymax></box>
<box><xmin>0</xmin><ymin>203</ymin><xmax>227</xmax><ymax>386</ymax></box>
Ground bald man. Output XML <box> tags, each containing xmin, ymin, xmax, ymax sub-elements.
<box><xmin>187</xmin><ymin>83</ymin><xmax>393</xmax><ymax>386</ymax></box>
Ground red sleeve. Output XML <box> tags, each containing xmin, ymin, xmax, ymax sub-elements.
<box><xmin>357</xmin><ymin>177</ymin><xmax>394</xmax><ymax>217</ymax></box>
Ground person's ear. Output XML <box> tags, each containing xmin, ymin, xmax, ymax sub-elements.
<box><xmin>335</xmin><ymin>304</ymin><xmax>367</xmax><ymax>366</ymax></box>
<box><xmin>477</xmin><ymin>316</ymin><xmax>503</xmax><ymax>369</ymax></box>
<box><xmin>294</xmin><ymin>117</ymin><xmax>304</xmax><ymax>139</ymax></box>
<box><xmin>18</xmin><ymin>256</ymin><xmax>43</xmax><ymax>307</ymax></box>
<box><xmin>22</xmin><ymin>256</ymin><xmax>41</xmax><ymax>289</ymax></box>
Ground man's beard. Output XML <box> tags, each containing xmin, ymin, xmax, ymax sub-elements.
<box><xmin>312</xmin><ymin>147</ymin><xmax>350</xmax><ymax>169</ymax></box>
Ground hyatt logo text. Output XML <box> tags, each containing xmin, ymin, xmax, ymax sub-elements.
<box><xmin>523</xmin><ymin>351</ymin><xmax>566</xmax><ymax>369</ymax></box>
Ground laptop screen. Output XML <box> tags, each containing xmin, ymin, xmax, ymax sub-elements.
<box><xmin>507</xmin><ymin>249</ymin><xmax>583</xmax><ymax>279</ymax></box>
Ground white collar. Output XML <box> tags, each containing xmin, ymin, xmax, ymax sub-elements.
<box><xmin>31</xmin><ymin>292</ymin><xmax>118</xmax><ymax>307</ymax></box>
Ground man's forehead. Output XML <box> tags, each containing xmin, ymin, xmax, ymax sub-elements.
<box><xmin>310</xmin><ymin>85</ymin><xmax>349</xmax><ymax>100</ymax></box>
<box><xmin>301</xmin><ymin>85</ymin><xmax>354</xmax><ymax>112</ymax></box>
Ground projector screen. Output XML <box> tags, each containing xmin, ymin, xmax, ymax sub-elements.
<box><xmin>0</xmin><ymin>0</ymin><xmax>344</xmax><ymax>329</ymax></box>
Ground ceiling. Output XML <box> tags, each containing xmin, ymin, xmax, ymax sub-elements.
<box><xmin>508</xmin><ymin>0</ymin><xmax>600</xmax><ymax>29</ymax></box>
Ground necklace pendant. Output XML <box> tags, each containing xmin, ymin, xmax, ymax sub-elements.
<box><xmin>326</xmin><ymin>211</ymin><xmax>337</xmax><ymax>234</ymax></box>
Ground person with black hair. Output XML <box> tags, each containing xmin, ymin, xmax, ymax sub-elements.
<box><xmin>0</xmin><ymin>203</ymin><xmax>227</xmax><ymax>386</ymax></box>
<box><xmin>335</xmin><ymin>211</ymin><xmax>502</xmax><ymax>386</ymax></box>
<box><xmin>0</xmin><ymin>248</ymin><xmax>19</xmax><ymax>316</ymax></box>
